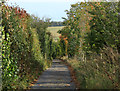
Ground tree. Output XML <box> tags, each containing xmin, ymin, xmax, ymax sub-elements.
<box><xmin>84</xmin><ymin>2</ymin><xmax>119</xmax><ymax>53</ymax></box>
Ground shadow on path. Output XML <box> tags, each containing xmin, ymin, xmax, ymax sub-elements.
<box><xmin>29</xmin><ymin>59</ymin><xmax>76</xmax><ymax>90</ymax></box>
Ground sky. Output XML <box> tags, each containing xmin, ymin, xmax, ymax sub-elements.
<box><xmin>7</xmin><ymin>0</ymin><xmax>84</xmax><ymax>21</ymax></box>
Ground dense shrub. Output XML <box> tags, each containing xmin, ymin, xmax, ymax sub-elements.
<box><xmin>67</xmin><ymin>47</ymin><xmax>120</xmax><ymax>89</ymax></box>
<box><xmin>30</xmin><ymin>15</ymin><xmax>53</xmax><ymax>60</ymax></box>
<box><xmin>50</xmin><ymin>40</ymin><xmax>62</xmax><ymax>59</ymax></box>
<box><xmin>58</xmin><ymin>2</ymin><xmax>91</xmax><ymax>58</ymax></box>
<box><xmin>2</xmin><ymin>2</ymin><xmax>53</xmax><ymax>90</ymax></box>
<box><xmin>59</xmin><ymin>2</ymin><xmax>120</xmax><ymax>89</ymax></box>
<box><xmin>84</xmin><ymin>2</ymin><xmax>119</xmax><ymax>53</ymax></box>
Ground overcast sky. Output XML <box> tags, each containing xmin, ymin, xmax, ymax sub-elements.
<box><xmin>7</xmin><ymin>0</ymin><xmax>84</xmax><ymax>21</ymax></box>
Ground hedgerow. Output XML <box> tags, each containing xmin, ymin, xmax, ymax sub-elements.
<box><xmin>59</xmin><ymin>2</ymin><xmax>120</xmax><ymax>89</ymax></box>
<box><xmin>2</xmin><ymin>2</ymin><xmax>53</xmax><ymax>90</ymax></box>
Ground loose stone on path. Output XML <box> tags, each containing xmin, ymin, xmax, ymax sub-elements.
<box><xmin>30</xmin><ymin>59</ymin><xmax>76</xmax><ymax>90</ymax></box>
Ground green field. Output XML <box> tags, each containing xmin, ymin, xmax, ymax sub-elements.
<box><xmin>47</xmin><ymin>26</ymin><xmax>64</xmax><ymax>41</ymax></box>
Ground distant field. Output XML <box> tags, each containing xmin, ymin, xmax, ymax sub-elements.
<box><xmin>47</xmin><ymin>26</ymin><xmax>64</xmax><ymax>41</ymax></box>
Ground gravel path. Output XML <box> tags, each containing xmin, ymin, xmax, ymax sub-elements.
<box><xmin>30</xmin><ymin>59</ymin><xmax>76</xmax><ymax>90</ymax></box>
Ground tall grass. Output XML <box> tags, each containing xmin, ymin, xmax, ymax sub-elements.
<box><xmin>67</xmin><ymin>46</ymin><xmax>120</xmax><ymax>89</ymax></box>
